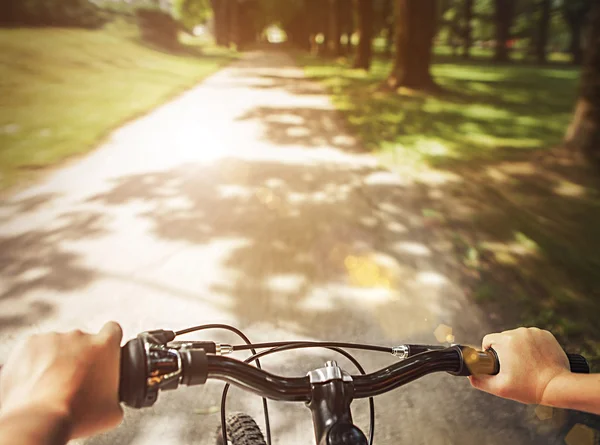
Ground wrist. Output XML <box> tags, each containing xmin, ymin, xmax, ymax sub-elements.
<box><xmin>2</xmin><ymin>396</ymin><xmax>72</xmax><ymax>424</ymax></box>
<box><xmin>539</xmin><ymin>369</ymin><xmax>576</xmax><ymax>407</ymax></box>
<box><xmin>0</xmin><ymin>400</ymin><xmax>73</xmax><ymax>444</ymax></box>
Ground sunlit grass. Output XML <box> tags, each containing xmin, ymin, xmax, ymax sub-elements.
<box><xmin>299</xmin><ymin>53</ymin><xmax>578</xmax><ymax>168</ymax></box>
<box><xmin>0</xmin><ymin>21</ymin><xmax>237</xmax><ymax>190</ymax></box>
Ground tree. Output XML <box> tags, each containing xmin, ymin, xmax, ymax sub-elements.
<box><xmin>535</xmin><ymin>0</ymin><xmax>551</xmax><ymax>64</ymax></box>
<box><xmin>173</xmin><ymin>0</ymin><xmax>212</xmax><ymax>31</ymax></box>
<box><xmin>562</xmin><ymin>0</ymin><xmax>592</xmax><ymax>65</ymax></box>
<box><xmin>463</xmin><ymin>0</ymin><xmax>473</xmax><ymax>59</ymax></box>
<box><xmin>383</xmin><ymin>0</ymin><xmax>394</xmax><ymax>57</ymax></box>
<box><xmin>387</xmin><ymin>0</ymin><xmax>437</xmax><ymax>90</ymax></box>
<box><xmin>210</xmin><ymin>0</ymin><xmax>231</xmax><ymax>46</ymax></box>
<box><xmin>564</xmin><ymin>1</ymin><xmax>600</xmax><ymax>170</ymax></box>
<box><xmin>494</xmin><ymin>0</ymin><xmax>516</xmax><ymax>62</ymax></box>
<box><xmin>341</xmin><ymin>0</ymin><xmax>354</xmax><ymax>54</ymax></box>
<box><xmin>328</xmin><ymin>0</ymin><xmax>343</xmax><ymax>56</ymax></box>
<box><xmin>353</xmin><ymin>0</ymin><xmax>374</xmax><ymax>69</ymax></box>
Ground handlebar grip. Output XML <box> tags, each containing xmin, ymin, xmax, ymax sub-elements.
<box><xmin>567</xmin><ymin>354</ymin><xmax>590</xmax><ymax>374</ymax></box>
<box><xmin>120</xmin><ymin>338</ymin><xmax>155</xmax><ymax>408</ymax></box>
<box><xmin>451</xmin><ymin>346</ymin><xmax>500</xmax><ymax>376</ymax></box>
<box><xmin>454</xmin><ymin>347</ymin><xmax>591</xmax><ymax>377</ymax></box>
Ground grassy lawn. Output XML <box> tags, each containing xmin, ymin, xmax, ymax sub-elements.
<box><xmin>298</xmin><ymin>52</ymin><xmax>600</xmax><ymax>366</ymax></box>
<box><xmin>0</xmin><ymin>21</ymin><xmax>236</xmax><ymax>190</ymax></box>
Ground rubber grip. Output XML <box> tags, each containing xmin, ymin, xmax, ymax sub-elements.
<box><xmin>567</xmin><ymin>353</ymin><xmax>590</xmax><ymax>374</ymax></box>
<box><xmin>452</xmin><ymin>346</ymin><xmax>500</xmax><ymax>376</ymax></box>
<box><xmin>119</xmin><ymin>338</ymin><xmax>153</xmax><ymax>408</ymax></box>
<box><xmin>457</xmin><ymin>348</ymin><xmax>591</xmax><ymax>376</ymax></box>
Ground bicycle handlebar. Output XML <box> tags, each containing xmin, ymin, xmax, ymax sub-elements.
<box><xmin>117</xmin><ymin>330</ymin><xmax>590</xmax><ymax>409</ymax></box>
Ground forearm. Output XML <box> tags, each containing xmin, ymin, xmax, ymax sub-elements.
<box><xmin>542</xmin><ymin>372</ymin><xmax>600</xmax><ymax>415</ymax></box>
<box><xmin>0</xmin><ymin>404</ymin><xmax>72</xmax><ymax>445</ymax></box>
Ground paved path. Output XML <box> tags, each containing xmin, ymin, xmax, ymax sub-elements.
<box><xmin>0</xmin><ymin>52</ymin><xmax>575</xmax><ymax>444</ymax></box>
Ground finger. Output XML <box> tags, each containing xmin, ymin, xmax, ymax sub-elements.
<box><xmin>97</xmin><ymin>322</ymin><xmax>123</xmax><ymax>346</ymax></box>
<box><xmin>482</xmin><ymin>333</ymin><xmax>501</xmax><ymax>351</ymax></box>
<box><xmin>470</xmin><ymin>374</ymin><xmax>503</xmax><ymax>397</ymax></box>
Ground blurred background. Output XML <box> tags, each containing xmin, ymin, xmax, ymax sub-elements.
<box><xmin>1</xmin><ymin>0</ymin><xmax>600</xmax><ymax>444</ymax></box>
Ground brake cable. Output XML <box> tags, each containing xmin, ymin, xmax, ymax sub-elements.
<box><xmin>174</xmin><ymin>324</ymin><xmax>272</xmax><ymax>445</ymax></box>
<box><xmin>227</xmin><ymin>342</ymin><xmax>377</xmax><ymax>445</ymax></box>
<box><xmin>174</xmin><ymin>325</ymin><xmax>398</xmax><ymax>445</ymax></box>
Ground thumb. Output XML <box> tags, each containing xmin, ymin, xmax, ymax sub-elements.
<box><xmin>97</xmin><ymin>322</ymin><xmax>123</xmax><ymax>347</ymax></box>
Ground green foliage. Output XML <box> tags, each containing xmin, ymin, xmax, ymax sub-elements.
<box><xmin>172</xmin><ymin>0</ymin><xmax>212</xmax><ymax>30</ymax></box>
<box><xmin>0</xmin><ymin>0</ymin><xmax>108</xmax><ymax>28</ymax></box>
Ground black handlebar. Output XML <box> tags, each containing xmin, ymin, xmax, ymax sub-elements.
<box><xmin>117</xmin><ymin>332</ymin><xmax>591</xmax><ymax>409</ymax></box>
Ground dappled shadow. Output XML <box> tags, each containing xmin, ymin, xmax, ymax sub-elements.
<box><xmin>0</xmin><ymin>192</ymin><xmax>59</xmax><ymax>214</ymax></box>
<box><xmin>0</xmin><ymin>210</ymin><xmax>105</xmax><ymax>333</ymax></box>
<box><xmin>83</xmin><ymin>155</ymin><xmax>577</xmax><ymax>444</ymax></box>
<box><xmin>294</xmin><ymin>54</ymin><xmax>600</xmax><ymax>367</ymax></box>
<box><xmin>298</xmin><ymin>54</ymin><xmax>579</xmax><ymax>163</ymax></box>
<box><xmin>236</xmin><ymin>107</ymin><xmax>362</xmax><ymax>152</ymax></box>
<box><xmin>2</xmin><ymin>49</ymin><xmax>597</xmax><ymax>443</ymax></box>
<box><xmin>414</xmin><ymin>153</ymin><xmax>600</xmax><ymax>366</ymax></box>
<box><xmin>87</xmin><ymin>159</ymin><xmax>464</xmax><ymax>340</ymax></box>
<box><xmin>241</xmin><ymin>73</ymin><xmax>326</xmax><ymax>95</ymax></box>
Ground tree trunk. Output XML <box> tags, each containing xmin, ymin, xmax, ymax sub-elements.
<box><xmin>318</xmin><ymin>4</ymin><xmax>331</xmax><ymax>56</ymax></box>
<box><xmin>329</xmin><ymin>0</ymin><xmax>343</xmax><ymax>56</ymax></box>
<box><xmin>568</xmin><ymin>22</ymin><xmax>584</xmax><ymax>65</ymax></box>
<box><xmin>536</xmin><ymin>0</ymin><xmax>551</xmax><ymax>64</ymax></box>
<box><xmin>565</xmin><ymin>2</ymin><xmax>600</xmax><ymax>169</ymax></box>
<box><xmin>230</xmin><ymin>0</ymin><xmax>239</xmax><ymax>49</ymax></box>
<box><xmin>384</xmin><ymin>0</ymin><xmax>394</xmax><ymax>57</ymax></box>
<box><xmin>341</xmin><ymin>0</ymin><xmax>354</xmax><ymax>54</ymax></box>
<box><xmin>237</xmin><ymin>0</ymin><xmax>258</xmax><ymax>49</ymax></box>
<box><xmin>562</xmin><ymin>0</ymin><xmax>591</xmax><ymax>65</ymax></box>
<box><xmin>211</xmin><ymin>0</ymin><xmax>231</xmax><ymax>47</ymax></box>
<box><xmin>305</xmin><ymin>0</ymin><xmax>321</xmax><ymax>53</ymax></box>
<box><xmin>353</xmin><ymin>0</ymin><xmax>374</xmax><ymax>69</ymax></box>
<box><xmin>494</xmin><ymin>0</ymin><xmax>515</xmax><ymax>62</ymax></box>
<box><xmin>463</xmin><ymin>0</ymin><xmax>473</xmax><ymax>59</ymax></box>
<box><xmin>387</xmin><ymin>0</ymin><xmax>437</xmax><ymax>90</ymax></box>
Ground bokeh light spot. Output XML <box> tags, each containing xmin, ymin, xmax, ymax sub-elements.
<box><xmin>343</xmin><ymin>253</ymin><xmax>395</xmax><ymax>289</ymax></box>
<box><xmin>534</xmin><ymin>405</ymin><xmax>553</xmax><ymax>421</ymax></box>
<box><xmin>434</xmin><ymin>324</ymin><xmax>453</xmax><ymax>343</ymax></box>
<box><xmin>565</xmin><ymin>424</ymin><xmax>596</xmax><ymax>445</ymax></box>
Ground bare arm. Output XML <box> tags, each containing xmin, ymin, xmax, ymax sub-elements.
<box><xmin>0</xmin><ymin>404</ymin><xmax>71</xmax><ymax>445</ymax></box>
<box><xmin>470</xmin><ymin>327</ymin><xmax>600</xmax><ymax>415</ymax></box>
<box><xmin>542</xmin><ymin>372</ymin><xmax>600</xmax><ymax>415</ymax></box>
<box><xmin>0</xmin><ymin>323</ymin><xmax>124</xmax><ymax>445</ymax></box>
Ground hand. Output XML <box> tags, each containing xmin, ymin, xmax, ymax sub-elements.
<box><xmin>469</xmin><ymin>327</ymin><xmax>570</xmax><ymax>405</ymax></box>
<box><xmin>0</xmin><ymin>322</ymin><xmax>124</xmax><ymax>439</ymax></box>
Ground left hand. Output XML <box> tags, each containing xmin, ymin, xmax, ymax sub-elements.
<box><xmin>0</xmin><ymin>322</ymin><xmax>124</xmax><ymax>439</ymax></box>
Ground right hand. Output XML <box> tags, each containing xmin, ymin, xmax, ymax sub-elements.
<box><xmin>469</xmin><ymin>327</ymin><xmax>570</xmax><ymax>405</ymax></box>
<box><xmin>0</xmin><ymin>322</ymin><xmax>124</xmax><ymax>439</ymax></box>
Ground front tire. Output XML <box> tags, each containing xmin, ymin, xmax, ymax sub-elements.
<box><xmin>215</xmin><ymin>413</ymin><xmax>267</xmax><ymax>445</ymax></box>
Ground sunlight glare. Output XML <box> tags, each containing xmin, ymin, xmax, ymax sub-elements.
<box><xmin>416</xmin><ymin>271</ymin><xmax>448</xmax><ymax>287</ymax></box>
<box><xmin>267</xmin><ymin>274</ymin><xmax>305</xmax><ymax>293</ymax></box>
<box><xmin>553</xmin><ymin>180</ymin><xmax>586</xmax><ymax>197</ymax></box>
<box><xmin>343</xmin><ymin>253</ymin><xmax>398</xmax><ymax>289</ymax></box>
<box><xmin>393</xmin><ymin>241</ymin><xmax>431</xmax><ymax>257</ymax></box>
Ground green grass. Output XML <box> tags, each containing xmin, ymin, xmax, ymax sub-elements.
<box><xmin>299</xmin><ymin>53</ymin><xmax>579</xmax><ymax>168</ymax></box>
<box><xmin>0</xmin><ymin>21</ymin><xmax>236</xmax><ymax>190</ymax></box>
<box><xmin>298</xmin><ymin>51</ymin><xmax>600</xmax><ymax>366</ymax></box>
